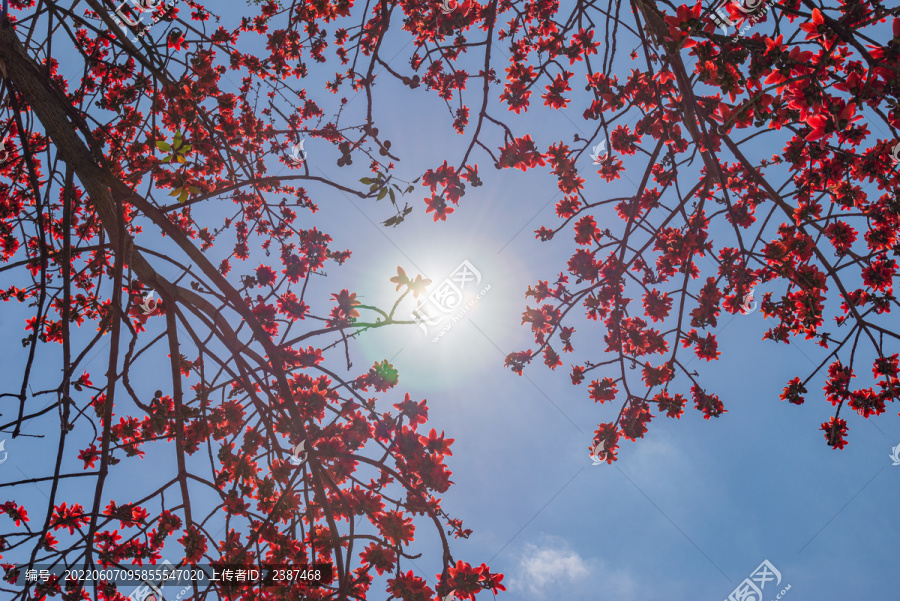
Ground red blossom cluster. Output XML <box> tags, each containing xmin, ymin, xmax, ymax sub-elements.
<box><xmin>415</xmin><ymin>1</ymin><xmax>900</xmax><ymax>461</ymax></box>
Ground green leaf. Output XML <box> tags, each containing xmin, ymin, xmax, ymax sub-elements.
<box><xmin>156</xmin><ymin>141</ymin><xmax>172</xmax><ymax>152</ymax></box>
<box><xmin>377</xmin><ymin>188</ymin><xmax>388</xmax><ymax>201</ymax></box>
<box><xmin>374</xmin><ymin>360</ymin><xmax>399</xmax><ymax>384</ymax></box>
<box><xmin>388</xmin><ymin>188</ymin><xmax>396</xmax><ymax>203</ymax></box>
<box><xmin>360</xmin><ymin>177</ymin><xmax>374</xmax><ymax>185</ymax></box>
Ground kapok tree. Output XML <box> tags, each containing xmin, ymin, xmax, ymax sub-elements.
<box><xmin>1</xmin><ymin>0</ymin><xmax>898</xmax><ymax>598</ymax></box>
<box><xmin>0</xmin><ymin>1</ymin><xmax>503</xmax><ymax>600</ymax></box>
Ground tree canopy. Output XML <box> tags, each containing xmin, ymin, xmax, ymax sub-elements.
<box><xmin>0</xmin><ymin>0</ymin><xmax>898</xmax><ymax>599</ymax></box>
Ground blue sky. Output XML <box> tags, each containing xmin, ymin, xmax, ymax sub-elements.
<box><xmin>2</xmin><ymin>0</ymin><xmax>899</xmax><ymax>600</ymax></box>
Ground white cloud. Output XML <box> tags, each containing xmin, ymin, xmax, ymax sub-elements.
<box><xmin>627</xmin><ymin>432</ymin><xmax>684</xmax><ymax>472</ymax></box>
<box><xmin>510</xmin><ymin>537</ymin><xmax>637</xmax><ymax>599</ymax></box>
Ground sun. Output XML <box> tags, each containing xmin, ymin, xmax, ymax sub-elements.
<box><xmin>348</xmin><ymin>223</ymin><xmax>534</xmax><ymax>395</ymax></box>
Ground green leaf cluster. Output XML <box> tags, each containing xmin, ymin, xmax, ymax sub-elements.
<box><xmin>156</xmin><ymin>130</ymin><xmax>192</xmax><ymax>165</ymax></box>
